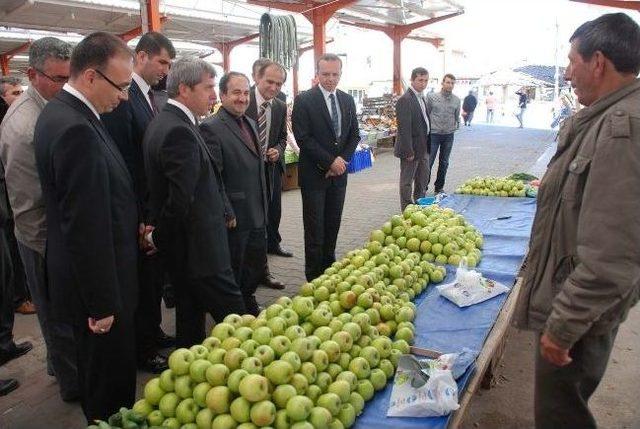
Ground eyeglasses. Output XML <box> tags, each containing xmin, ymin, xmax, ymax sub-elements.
<box><xmin>9</xmin><ymin>89</ymin><xmax>23</xmax><ymax>96</ymax></box>
<box><xmin>94</xmin><ymin>69</ymin><xmax>130</xmax><ymax>93</ymax></box>
<box><xmin>35</xmin><ymin>68</ymin><xmax>69</xmax><ymax>84</ymax></box>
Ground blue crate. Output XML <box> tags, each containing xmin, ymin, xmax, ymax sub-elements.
<box><xmin>348</xmin><ymin>148</ymin><xmax>373</xmax><ymax>174</ymax></box>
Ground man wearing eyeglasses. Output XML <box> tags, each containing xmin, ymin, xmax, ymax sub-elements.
<box><xmin>34</xmin><ymin>32</ymin><xmax>138</xmax><ymax>422</ymax></box>
<box><xmin>0</xmin><ymin>37</ymin><xmax>78</xmax><ymax>402</ymax></box>
<box><xmin>0</xmin><ymin>77</ymin><xmax>23</xmax><ymax>124</ymax></box>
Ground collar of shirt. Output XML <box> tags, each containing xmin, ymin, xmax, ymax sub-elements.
<box><xmin>318</xmin><ymin>84</ymin><xmax>337</xmax><ymax>102</ymax></box>
<box><xmin>255</xmin><ymin>88</ymin><xmax>272</xmax><ymax>110</ymax></box>
<box><xmin>132</xmin><ymin>72</ymin><xmax>153</xmax><ymax>108</ymax></box>
<box><xmin>30</xmin><ymin>86</ymin><xmax>47</xmax><ymax>106</ymax></box>
<box><xmin>409</xmin><ymin>86</ymin><xmax>424</xmax><ymax>99</ymax></box>
<box><xmin>167</xmin><ymin>99</ymin><xmax>196</xmax><ymax>125</ymax></box>
<box><xmin>63</xmin><ymin>83</ymin><xmax>100</xmax><ymax>119</ymax></box>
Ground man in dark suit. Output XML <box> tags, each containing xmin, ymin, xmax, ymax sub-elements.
<box><xmin>247</xmin><ymin>60</ymin><xmax>289</xmax><ymax>292</ymax></box>
<box><xmin>394</xmin><ymin>67</ymin><xmax>431</xmax><ymax>210</ymax></box>
<box><xmin>34</xmin><ymin>32</ymin><xmax>138</xmax><ymax>422</ymax></box>
<box><xmin>102</xmin><ymin>31</ymin><xmax>175</xmax><ymax>374</ymax></box>
<box><xmin>200</xmin><ymin>72</ymin><xmax>268</xmax><ymax>315</ymax></box>
<box><xmin>143</xmin><ymin>58</ymin><xmax>245</xmax><ymax>347</ymax></box>
<box><xmin>292</xmin><ymin>54</ymin><xmax>360</xmax><ymax>282</ymax></box>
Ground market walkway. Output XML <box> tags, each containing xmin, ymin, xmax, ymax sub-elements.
<box><xmin>3</xmin><ymin>124</ymin><xmax>635</xmax><ymax>429</ymax></box>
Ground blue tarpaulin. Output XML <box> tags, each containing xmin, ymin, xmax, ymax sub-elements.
<box><xmin>355</xmin><ymin>195</ymin><xmax>537</xmax><ymax>429</ymax></box>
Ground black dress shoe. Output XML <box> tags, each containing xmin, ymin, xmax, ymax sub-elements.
<box><xmin>139</xmin><ymin>354</ymin><xmax>169</xmax><ymax>374</ymax></box>
<box><xmin>0</xmin><ymin>379</ymin><xmax>19</xmax><ymax>396</ymax></box>
<box><xmin>156</xmin><ymin>330</ymin><xmax>176</xmax><ymax>349</ymax></box>
<box><xmin>267</xmin><ymin>246</ymin><xmax>293</xmax><ymax>257</ymax></box>
<box><xmin>261</xmin><ymin>273</ymin><xmax>285</xmax><ymax>290</ymax></box>
<box><xmin>0</xmin><ymin>341</ymin><xmax>33</xmax><ymax>366</ymax></box>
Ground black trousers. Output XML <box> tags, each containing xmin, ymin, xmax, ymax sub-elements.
<box><xmin>301</xmin><ymin>183</ymin><xmax>346</xmax><ymax>282</ymax></box>
<box><xmin>134</xmin><ymin>253</ymin><xmax>164</xmax><ymax>361</ymax></box>
<box><xmin>5</xmin><ymin>220</ymin><xmax>28</xmax><ymax>307</ymax></box>
<box><xmin>267</xmin><ymin>167</ymin><xmax>284</xmax><ymax>251</ymax></box>
<box><xmin>228</xmin><ymin>226</ymin><xmax>267</xmax><ymax>315</ymax></box>
<box><xmin>0</xmin><ymin>226</ymin><xmax>14</xmax><ymax>354</ymax></box>
<box><xmin>75</xmin><ymin>312</ymin><xmax>137</xmax><ymax>423</ymax></box>
<box><xmin>172</xmin><ymin>272</ymin><xmax>246</xmax><ymax>348</ymax></box>
<box><xmin>534</xmin><ymin>327</ymin><xmax>619</xmax><ymax>429</ymax></box>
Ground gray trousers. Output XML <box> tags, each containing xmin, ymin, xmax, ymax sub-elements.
<box><xmin>535</xmin><ymin>327</ymin><xmax>619</xmax><ymax>429</ymax></box>
<box><xmin>400</xmin><ymin>153</ymin><xmax>430</xmax><ymax>211</ymax></box>
<box><xmin>17</xmin><ymin>241</ymin><xmax>78</xmax><ymax>399</ymax></box>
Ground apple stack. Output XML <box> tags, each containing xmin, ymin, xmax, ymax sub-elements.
<box><xmin>455</xmin><ymin>176</ymin><xmax>527</xmax><ymax>197</ymax></box>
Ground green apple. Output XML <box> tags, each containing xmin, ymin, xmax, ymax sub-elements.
<box><xmin>314</xmin><ymin>285</ymin><xmax>330</xmax><ymax>302</ymax></box>
<box><xmin>168</xmin><ymin>348</ymin><xmax>195</xmax><ymax>376</ymax></box>
<box><xmin>336</xmin><ymin>371</ymin><xmax>358</xmax><ymax>391</ymax></box>
<box><xmin>309</xmin><ymin>406</ymin><xmax>333</xmax><ymax>429</ymax></box>
<box><xmin>311</xmin><ymin>349</ymin><xmax>329</xmax><ymax>372</ymax></box>
<box><xmin>250</xmin><ymin>318</ymin><xmax>267</xmax><ymax>330</ymax></box>
<box><xmin>342</xmin><ymin>323</ymin><xmax>361</xmax><ymax>342</ymax></box>
<box><xmin>239</xmin><ymin>374</ymin><xmax>270</xmax><ymax>402</ymax></box>
<box><xmin>223</xmin><ymin>313</ymin><xmax>244</xmax><ymax>329</ymax></box>
<box><xmin>211</xmin><ymin>414</ymin><xmax>237</xmax><ymax>429</ymax></box>
<box><xmin>146</xmin><ymin>409</ymin><xmax>164</xmax><ymax>426</ymax></box>
<box><xmin>337</xmin><ymin>404</ymin><xmax>356</xmax><ymax>429</ymax></box>
<box><xmin>272</xmin><ymin>383</ymin><xmax>297</xmax><ymax>409</ymax></box>
<box><xmin>274</xmin><ymin>409</ymin><xmax>292</xmax><ymax>429</ymax></box>
<box><xmin>207</xmin><ymin>348</ymin><xmax>227</xmax><ymax>365</ymax></box>
<box><xmin>307</xmin><ymin>335</ymin><xmax>321</xmax><ymax>351</ymax></box>
<box><xmin>266</xmin><ymin>303</ymin><xmax>284</xmax><ymax>319</ymax></box>
<box><xmin>292</xmin><ymin>296</ymin><xmax>314</xmax><ymax>318</ymax></box>
<box><xmin>205</xmin><ymin>363</ymin><xmax>229</xmax><ymax>386</ymax></box>
<box><xmin>301</xmin><ymin>321</ymin><xmax>315</xmax><ymax>336</ymax></box>
<box><xmin>320</xmin><ymin>340</ymin><xmax>341</xmax><ymax>363</ymax></box>
<box><xmin>331</xmin><ymin>332</ymin><xmax>353</xmax><ymax>353</ymax></box>
<box><xmin>393</xmin><ymin>339</ymin><xmax>410</xmax><ymax>354</ymax></box>
<box><xmin>159</xmin><ymin>392</ymin><xmax>180</xmax><ymax>417</ymax></box>
<box><xmin>281</xmin><ymin>351</ymin><xmax>302</xmax><ymax>372</ymax></box>
<box><xmin>285</xmin><ymin>325</ymin><xmax>307</xmax><ymax>342</ymax></box>
<box><xmin>228</xmin><ymin>369</ymin><xmax>249</xmax><ymax>394</ymax></box>
<box><xmin>356</xmin><ymin>379</ymin><xmax>374</xmax><ymax>401</ymax></box>
<box><xmin>190</xmin><ymin>344</ymin><xmax>209</xmax><ymax>361</ymax></box>
<box><xmin>277</xmin><ymin>296</ymin><xmax>293</xmax><ymax>308</ymax></box>
<box><xmin>291</xmin><ymin>372</ymin><xmax>309</xmax><ymax>395</ymax></box>
<box><xmin>159</xmin><ymin>369</ymin><xmax>176</xmax><ymax>392</ymax></box>
<box><xmin>314</xmin><ymin>326</ymin><xmax>333</xmax><ymax>343</ymax></box>
<box><xmin>349</xmin><ymin>392</ymin><xmax>365</xmax><ymax>416</ymax></box>
<box><xmin>250</xmin><ymin>400</ymin><xmax>276</xmax><ymax>427</ymax></box>
<box><xmin>352</xmin><ymin>313</ymin><xmax>371</xmax><ymax>331</ymax></box>
<box><xmin>317</xmin><ymin>392</ymin><xmax>342</xmax><ymax>416</ymax></box>
<box><xmin>202</xmin><ymin>336</ymin><xmax>221</xmax><ymax>352</ymax></box>
<box><xmin>316</xmin><ymin>371</ymin><xmax>333</xmax><ymax>392</ymax></box>
<box><xmin>290</xmin><ymin>338</ymin><xmax>313</xmax><ymax>361</ymax></box>
<box><xmin>162</xmin><ymin>417</ymin><xmax>180</xmax><ymax>429</ymax></box>
<box><xmin>132</xmin><ymin>398</ymin><xmax>153</xmax><ymax>418</ymax></box>
<box><xmin>349</xmin><ymin>345</ymin><xmax>362</xmax><ymax>360</ymax></box>
<box><xmin>309</xmin><ymin>308</ymin><xmax>333</xmax><ymax>327</ymax></box>
<box><xmin>365</xmin><ymin>308</ymin><xmax>381</xmax><ymax>325</ymax></box>
<box><xmin>176</xmin><ymin>374</ymin><xmax>195</xmax><ymax>399</ymax></box>
<box><xmin>240</xmin><ymin>339</ymin><xmax>260</xmax><ymax>356</ymax></box>
<box><xmin>175</xmin><ymin>398</ymin><xmax>199</xmax><ymax>424</ymax></box>
<box><xmin>338</xmin><ymin>353</ymin><xmax>351</xmax><ymax>370</ymax></box>
<box><xmin>234</xmin><ymin>326</ymin><xmax>254</xmax><ymax>342</ymax></box>
<box><xmin>327</xmin><ymin>363</ymin><xmax>342</xmax><ymax>381</ymax></box>
<box><xmin>269</xmin><ymin>335</ymin><xmax>291</xmax><ymax>357</ymax></box>
<box><xmin>329</xmin><ymin>300</ymin><xmax>343</xmax><ymax>317</ymax></box>
<box><xmin>206</xmin><ymin>385</ymin><xmax>232</xmax><ymax>414</ymax></box>
<box><xmin>371</xmin><ymin>337</ymin><xmax>392</xmax><ymax>359</ymax></box>
<box><xmin>395</xmin><ymin>307</ymin><xmax>415</xmax><ymax>323</ymax></box>
<box><xmin>211</xmin><ymin>323</ymin><xmax>236</xmax><ymax>341</ymax></box>
<box><xmin>224</xmin><ymin>348</ymin><xmax>248</xmax><ymax>371</ymax></box>
<box><xmin>241</xmin><ymin>356</ymin><xmax>263</xmax><ymax>375</ymax></box>
<box><xmin>369</xmin><ymin>368</ymin><xmax>387</xmax><ymax>391</ymax></box>
<box><xmin>222</xmin><ymin>337</ymin><xmax>242</xmax><ymax>351</ymax></box>
<box><xmin>265</xmin><ymin>360</ymin><xmax>294</xmax><ymax>385</ymax></box>
<box><xmin>359</xmin><ymin>346</ymin><xmax>380</xmax><ymax>368</ymax></box>
<box><xmin>328</xmin><ymin>380</ymin><xmax>351</xmax><ymax>403</ymax></box>
<box><xmin>144</xmin><ymin>378</ymin><xmax>165</xmax><ymax>406</ymax></box>
<box><xmin>279</xmin><ymin>308</ymin><xmax>299</xmax><ymax>327</ymax></box>
<box><xmin>389</xmin><ymin>349</ymin><xmax>402</xmax><ymax>367</ymax></box>
<box><xmin>254</xmin><ymin>344</ymin><xmax>276</xmax><ymax>366</ymax></box>
<box><xmin>306</xmin><ymin>384</ymin><xmax>322</xmax><ymax>403</ymax></box>
<box><xmin>189</xmin><ymin>359</ymin><xmax>212</xmax><ymax>383</ymax></box>
<box><xmin>379</xmin><ymin>359</ymin><xmax>395</xmax><ymax>379</ymax></box>
<box><xmin>193</xmin><ymin>381</ymin><xmax>211</xmax><ymax>408</ymax></box>
<box><xmin>230</xmin><ymin>396</ymin><xmax>252</xmax><ymax>423</ymax></box>
<box><xmin>252</xmin><ymin>326</ymin><xmax>273</xmax><ymax>345</ymax></box>
<box><xmin>328</xmin><ymin>319</ymin><xmax>343</xmax><ymax>334</ymax></box>
<box><xmin>195</xmin><ymin>408</ymin><xmax>214</xmax><ymax>429</ymax></box>
<box><xmin>286</xmin><ymin>395</ymin><xmax>314</xmax><ymax>421</ymax></box>
<box><xmin>267</xmin><ymin>317</ymin><xmax>287</xmax><ymax>336</ymax></box>
<box><xmin>338</xmin><ymin>291</ymin><xmax>357</xmax><ymax>310</ymax></box>
<box><xmin>395</xmin><ymin>327</ymin><xmax>414</xmax><ymax>344</ymax></box>
<box><xmin>300</xmin><ymin>361</ymin><xmax>317</xmax><ymax>383</ymax></box>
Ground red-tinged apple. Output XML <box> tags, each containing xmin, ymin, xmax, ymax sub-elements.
<box><xmin>175</xmin><ymin>398</ymin><xmax>199</xmax><ymax>424</ymax></box>
<box><xmin>369</xmin><ymin>368</ymin><xmax>386</xmax><ymax>391</ymax></box>
<box><xmin>286</xmin><ymin>395</ymin><xmax>314</xmax><ymax>421</ymax></box>
<box><xmin>211</xmin><ymin>323</ymin><xmax>236</xmax><ymax>341</ymax></box>
<box><xmin>280</xmin><ymin>351</ymin><xmax>302</xmax><ymax>372</ymax></box>
<box><xmin>143</xmin><ymin>378</ymin><xmax>165</xmax><ymax>405</ymax></box>
<box><xmin>168</xmin><ymin>348</ymin><xmax>195</xmax><ymax>376</ymax></box>
<box><xmin>211</xmin><ymin>414</ymin><xmax>236</xmax><ymax>429</ymax></box>
<box><xmin>300</xmin><ymin>361</ymin><xmax>317</xmax><ymax>383</ymax></box>
<box><xmin>291</xmin><ymin>372</ymin><xmax>309</xmax><ymax>395</ymax></box>
<box><xmin>250</xmin><ymin>400</ymin><xmax>276</xmax><ymax>427</ymax></box>
<box><xmin>253</xmin><ymin>344</ymin><xmax>276</xmax><ymax>366</ymax></box>
<box><xmin>193</xmin><ymin>381</ymin><xmax>211</xmax><ymax>407</ymax></box>
<box><xmin>206</xmin><ymin>363</ymin><xmax>230</xmax><ymax>386</ymax></box>
<box><xmin>269</xmin><ymin>335</ymin><xmax>291</xmax><ymax>357</ymax></box>
<box><xmin>339</xmin><ymin>291</ymin><xmax>357</xmax><ymax>310</ymax></box>
<box><xmin>356</xmin><ymin>379</ymin><xmax>374</xmax><ymax>401</ymax></box>
<box><xmin>207</xmin><ymin>348</ymin><xmax>226</xmax><ymax>365</ymax></box>
<box><xmin>159</xmin><ymin>392</ymin><xmax>180</xmax><ymax>417</ymax></box>
<box><xmin>265</xmin><ymin>360</ymin><xmax>294</xmax><ymax>385</ymax></box>
<box><xmin>328</xmin><ymin>380</ymin><xmax>351</xmax><ymax>403</ymax></box>
<box><xmin>159</xmin><ymin>369</ymin><xmax>176</xmax><ymax>392</ymax></box>
<box><xmin>317</xmin><ymin>392</ymin><xmax>342</xmax><ymax>416</ymax></box>
<box><xmin>272</xmin><ymin>383</ymin><xmax>297</xmax><ymax>409</ymax></box>
<box><xmin>206</xmin><ymin>385</ymin><xmax>232</xmax><ymax>414</ymax></box>
<box><xmin>230</xmin><ymin>396</ymin><xmax>251</xmax><ymax>423</ymax></box>
<box><xmin>337</xmin><ymin>403</ymin><xmax>356</xmax><ymax>428</ymax></box>
<box><xmin>228</xmin><ymin>369</ymin><xmax>249</xmax><ymax>394</ymax></box>
<box><xmin>239</xmin><ymin>374</ymin><xmax>270</xmax><ymax>402</ymax></box>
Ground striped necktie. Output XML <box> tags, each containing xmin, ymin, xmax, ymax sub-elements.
<box><xmin>329</xmin><ymin>93</ymin><xmax>340</xmax><ymax>138</ymax></box>
<box><xmin>258</xmin><ymin>101</ymin><xmax>269</xmax><ymax>159</ymax></box>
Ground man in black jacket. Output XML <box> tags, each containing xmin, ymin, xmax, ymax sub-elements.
<box><xmin>34</xmin><ymin>32</ymin><xmax>138</xmax><ymax>422</ymax></box>
<box><xmin>292</xmin><ymin>54</ymin><xmax>360</xmax><ymax>281</ymax></box>
<box><xmin>462</xmin><ymin>91</ymin><xmax>478</xmax><ymax>126</ymax></box>
<box><xmin>143</xmin><ymin>58</ymin><xmax>245</xmax><ymax>346</ymax></box>
<box><xmin>200</xmin><ymin>72</ymin><xmax>268</xmax><ymax>315</ymax></box>
<box><xmin>102</xmin><ymin>31</ymin><xmax>175</xmax><ymax>374</ymax></box>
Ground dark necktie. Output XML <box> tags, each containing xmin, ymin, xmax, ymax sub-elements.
<box><xmin>147</xmin><ymin>89</ymin><xmax>158</xmax><ymax>115</ymax></box>
<box><xmin>329</xmin><ymin>93</ymin><xmax>340</xmax><ymax>138</ymax></box>
<box><xmin>237</xmin><ymin>117</ymin><xmax>259</xmax><ymax>154</ymax></box>
<box><xmin>258</xmin><ymin>101</ymin><xmax>269</xmax><ymax>159</ymax></box>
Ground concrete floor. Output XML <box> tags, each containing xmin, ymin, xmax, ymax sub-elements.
<box><xmin>1</xmin><ymin>123</ymin><xmax>638</xmax><ymax>429</ymax></box>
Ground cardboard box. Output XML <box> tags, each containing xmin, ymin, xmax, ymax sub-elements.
<box><xmin>283</xmin><ymin>162</ymin><xmax>299</xmax><ymax>191</ymax></box>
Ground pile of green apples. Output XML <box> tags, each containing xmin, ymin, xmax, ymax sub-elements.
<box><xmin>111</xmin><ymin>205</ymin><xmax>480</xmax><ymax>429</ymax></box>
<box><xmin>370</xmin><ymin>204</ymin><xmax>483</xmax><ymax>268</ymax></box>
<box><xmin>455</xmin><ymin>176</ymin><xmax>527</xmax><ymax>198</ymax></box>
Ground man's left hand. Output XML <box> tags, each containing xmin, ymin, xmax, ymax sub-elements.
<box><xmin>266</xmin><ymin>148</ymin><xmax>280</xmax><ymax>163</ymax></box>
<box><xmin>540</xmin><ymin>333</ymin><xmax>572</xmax><ymax>367</ymax></box>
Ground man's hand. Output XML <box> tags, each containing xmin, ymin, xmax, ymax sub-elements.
<box><xmin>540</xmin><ymin>333</ymin><xmax>572</xmax><ymax>367</ymax></box>
<box><xmin>142</xmin><ymin>225</ymin><xmax>158</xmax><ymax>256</ymax></box>
<box><xmin>266</xmin><ymin>148</ymin><xmax>280</xmax><ymax>163</ymax></box>
<box><xmin>406</xmin><ymin>154</ymin><xmax>415</xmax><ymax>162</ymax></box>
<box><xmin>88</xmin><ymin>315</ymin><xmax>115</xmax><ymax>334</ymax></box>
<box><xmin>226</xmin><ymin>218</ymin><xmax>237</xmax><ymax>229</ymax></box>
<box><xmin>329</xmin><ymin>157</ymin><xmax>347</xmax><ymax>176</ymax></box>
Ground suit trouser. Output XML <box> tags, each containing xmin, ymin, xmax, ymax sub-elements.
<box><xmin>399</xmin><ymin>152</ymin><xmax>430</xmax><ymax>211</ymax></box>
<box><xmin>534</xmin><ymin>327</ymin><xmax>619</xmax><ymax>429</ymax></box>
<box><xmin>17</xmin><ymin>241</ymin><xmax>78</xmax><ymax>398</ymax></box>
<box><xmin>428</xmin><ymin>133</ymin><xmax>455</xmax><ymax>193</ymax></box>
<box><xmin>228</xmin><ymin>226</ymin><xmax>267</xmax><ymax>315</ymax></box>
<box><xmin>5</xmin><ymin>220</ymin><xmax>29</xmax><ymax>307</ymax></box>
<box><xmin>173</xmin><ymin>271</ymin><xmax>246</xmax><ymax>349</ymax></box>
<box><xmin>0</xmin><ymin>227</ymin><xmax>14</xmax><ymax>354</ymax></box>
<box><xmin>75</xmin><ymin>312</ymin><xmax>137</xmax><ymax>423</ymax></box>
<box><xmin>267</xmin><ymin>167</ymin><xmax>284</xmax><ymax>251</ymax></box>
<box><xmin>135</xmin><ymin>252</ymin><xmax>164</xmax><ymax>361</ymax></box>
<box><xmin>301</xmin><ymin>183</ymin><xmax>346</xmax><ymax>282</ymax></box>
<box><xmin>464</xmin><ymin>110</ymin><xmax>475</xmax><ymax>125</ymax></box>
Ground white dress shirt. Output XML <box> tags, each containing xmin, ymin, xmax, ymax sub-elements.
<box><xmin>410</xmin><ymin>86</ymin><xmax>430</xmax><ymax>134</ymax></box>
<box><xmin>167</xmin><ymin>99</ymin><xmax>196</xmax><ymax>125</ymax></box>
<box><xmin>63</xmin><ymin>83</ymin><xmax>100</xmax><ymax>119</ymax></box>
<box><xmin>319</xmin><ymin>84</ymin><xmax>341</xmax><ymax>138</ymax></box>
<box><xmin>132</xmin><ymin>72</ymin><xmax>153</xmax><ymax>111</ymax></box>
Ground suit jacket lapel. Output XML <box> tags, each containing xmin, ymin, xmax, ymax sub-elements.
<box><xmin>219</xmin><ymin>109</ymin><xmax>259</xmax><ymax>157</ymax></box>
<box><xmin>408</xmin><ymin>90</ymin><xmax>429</xmax><ymax>129</ymax></box>
<box><xmin>338</xmin><ymin>90</ymin><xmax>350</xmax><ymax>142</ymax></box>
<box><xmin>247</xmin><ymin>88</ymin><xmax>258</xmax><ymax>122</ymax></box>
<box><xmin>314</xmin><ymin>87</ymin><xmax>336</xmax><ymax>140</ymax></box>
<box><xmin>130</xmin><ymin>80</ymin><xmax>154</xmax><ymax>119</ymax></box>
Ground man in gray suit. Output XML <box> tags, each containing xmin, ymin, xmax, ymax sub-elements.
<box><xmin>200</xmin><ymin>72</ymin><xmax>268</xmax><ymax>315</ymax></box>
<box><xmin>395</xmin><ymin>67</ymin><xmax>431</xmax><ymax>210</ymax></box>
<box><xmin>0</xmin><ymin>37</ymin><xmax>78</xmax><ymax>401</ymax></box>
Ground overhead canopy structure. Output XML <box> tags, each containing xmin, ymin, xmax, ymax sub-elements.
<box><xmin>570</xmin><ymin>0</ymin><xmax>640</xmax><ymax>9</ymax></box>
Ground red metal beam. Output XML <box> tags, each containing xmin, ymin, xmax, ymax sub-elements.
<box><xmin>213</xmin><ymin>33</ymin><xmax>260</xmax><ymax>72</ymax></box>
<box><xmin>400</xmin><ymin>11</ymin><xmax>464</xmax><ymax>33</ymax></box>
<box><xmin>119</xmin><ymin>16</ymin><xmax>168</xmax><ymax>42</ymax></box>
<box><xmin>246</xmin><ymin>0</ymin><xmax>309</xmax><ymax>14</ymax></box>
<box><xmin>145</xmin><ymin>0</ymin><xmax>162</xmax><ymax>32</ymax></box>
<box><xmin>0</xmin><ymin>56</ymin><xmax>9</xmax><ymax>76</ymax></box>
<box><xmin>2</xmin><ymin>41</ymin><xmax>32</xmax><ymax>58</ymax></box>
<box><xmin>570</xmin><ymin>0</ymin><xmax>640</xmax><ymax>9</ymax></box>
<box><xmin>407</xmin><ymin>35</ymin><xmax>443</xmax><ymax>48</ymax></box>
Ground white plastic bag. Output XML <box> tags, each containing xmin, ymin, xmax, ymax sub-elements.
<box><xmin>436</xmin><ymin>262</ymin><xmax>509</xmax><ymax>307</ymax></box>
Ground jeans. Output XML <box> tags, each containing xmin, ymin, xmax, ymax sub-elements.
<box><xmin>516</xmin><ymin>107</ymin><xmax>526</xmax><ymax>127</ymax></box>
<box><xmin>428</xmin><ymin>133</ymin><xmax>455</xmax><ymax>193</ymax></box>
<box><xmin>486</xmin><ymin>109</ymin><xmax>494</xmax><ymax>123</ymax></box>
